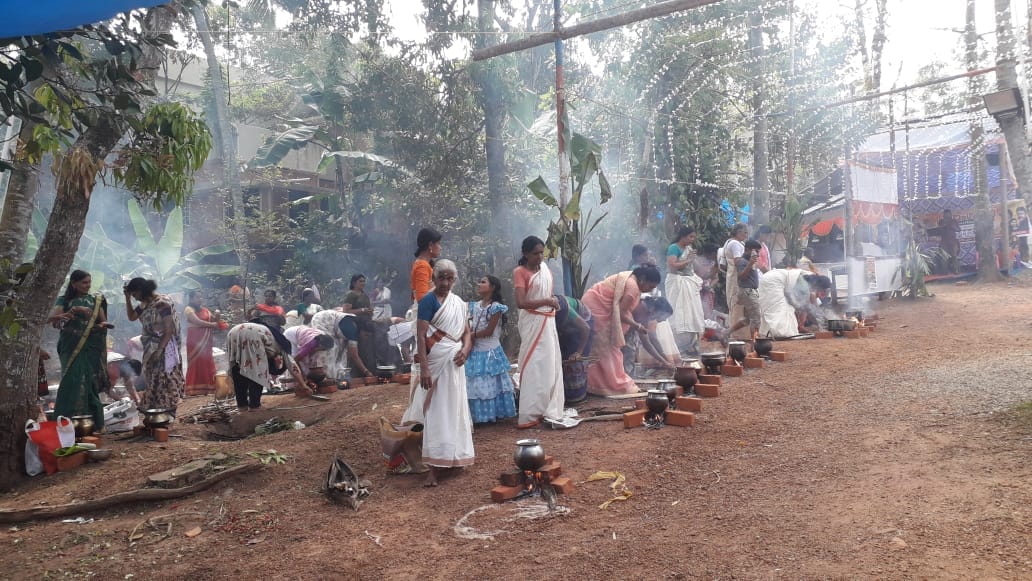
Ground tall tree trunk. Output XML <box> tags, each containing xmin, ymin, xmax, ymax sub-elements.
<box><xmin>748</xmin><ymin>12</ymin><xmax>769</xmax><ymax>225</ymax></box>
<box><xmin>0</xmin><ymin>6</ymin><xmax>177</xmax><ymax>488</ymax></box>
<box><xmin>191</xmin><ymin>4</ymin><xmax>248</xmax><ymax>292</ymax></box>
<box><xmin>474</xmin><ymin>0</ymin><xmax>512</xmax><ymax>272</ymax></box>
<box><xmin>993</xmin><ymin>0</ymin><xmax>1032</xmax><ymax>209</ymax></box>
<box><xmin>0</xmin><ymin>120</ymin><xmax>39</xmax><ymax>265</ymax></box>
<box><xmin>967</xmin><ymin>0</ymin><xmax>1004</xmax><ymax>282</ymax></box>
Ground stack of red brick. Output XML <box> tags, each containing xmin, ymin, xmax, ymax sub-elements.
<box><xmin>490</xmin><ymin>456</ymin><xmax>575</xmax><ymax>503</ymax></box>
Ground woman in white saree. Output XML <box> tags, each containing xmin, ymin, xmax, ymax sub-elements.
<box><xmin>665</xmin><ymin>226</ymin><xmax>706</xmax><ymax>357</ymax></box>
<box><xmin>414</xmin><ymin>259</ymin><xmax>474</xmax><ymax>487</ymax></box>
<box><xmin>513</xmin><ymin>236</ymin><xmax>565</xmax><ymax>429</ymax></box>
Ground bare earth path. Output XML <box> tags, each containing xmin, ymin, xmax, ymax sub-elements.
<box><xmin>2</xmin><ymin>278</ymin><xmax>1031</xmax><ymax>580</ymax></box>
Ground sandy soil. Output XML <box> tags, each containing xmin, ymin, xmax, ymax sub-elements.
<box><xmin>2</xmin><ymin>277</ymin><xmax>1031</xmax><ymax>580</ymax></box>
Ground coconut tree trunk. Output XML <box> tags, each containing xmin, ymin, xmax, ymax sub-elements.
<box><xmin>0</xmin><ymin>6</ymin><xmax>176</xmax><ymax>488</ymax></box>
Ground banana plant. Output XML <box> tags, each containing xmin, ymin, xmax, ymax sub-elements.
<box><xmin>127</xmin><ymin>200</ymin><xmax>240</xmax><ymax>290</ymax></box>
<box><xmin>526</xmin><ymin>130</ymin><xmax>612</xmax><ymax>298</ymax></box>
<box><xmin>770</xmin><ymin>193</ymin><xmax>812</xmax><ymax>267</ymax></box>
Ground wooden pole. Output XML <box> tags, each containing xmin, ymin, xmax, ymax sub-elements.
<box><xmin>554</xmin><ymin>0</ymin><xmax>573</xmax><ymax>295</ymax></box>
<box><xmin>472</xmin><ymin>0</ymin><xmax>726</xmax><ymax>61</ymax></box>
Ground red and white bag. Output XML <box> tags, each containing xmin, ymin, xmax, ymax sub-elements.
<box><xmin>25</xmin><ymin>416</ymin><xmax>76</xmax><ymax>476</ymax></box>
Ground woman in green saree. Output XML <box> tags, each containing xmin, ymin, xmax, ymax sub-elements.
<box><xmin>48</xmin><ymin>270</ymin><xmax>112</xmax><ymax>429</ymax></box>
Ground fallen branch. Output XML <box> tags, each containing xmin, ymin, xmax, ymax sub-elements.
<box><xmin>0</xmin><ymin>463</ymin><xmax>260</xmax><ymax>524</ymax></box>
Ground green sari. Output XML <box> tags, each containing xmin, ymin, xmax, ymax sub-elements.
<box><xmin>54</xmin><ymin>293</ymin><xmax>111</xmax><ymax>429</ymax></box>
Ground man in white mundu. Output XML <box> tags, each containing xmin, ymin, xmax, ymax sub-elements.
<box><xmin>513</xmin><ymin>236</ymin><xmax>565</xmax><ymax>429</ymax></box>
<box><xmin>411</xmin><ymin>259</ymin><xmax>474</xmax><ymax>487</ymax></box>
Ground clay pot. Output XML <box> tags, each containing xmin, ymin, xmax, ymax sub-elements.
<box><xmin>674</xmin><ymin>366</ymin><xmax>698</xmax><ymax>390</ymax></box>
<box><xmin>754</xmin><ymin>338</ymin><xmax>774</xmax><ymax>358</ymax></box>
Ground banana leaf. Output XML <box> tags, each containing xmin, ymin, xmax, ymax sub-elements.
<box><xmin>316</xmin><ymin>150</ymin><xmax>411</xmax><ymax>176</ymax></box>
<box><xmin>251</xmin><ymin>125</ymin><xmax>319</xmax><ymax>168</ymax></box>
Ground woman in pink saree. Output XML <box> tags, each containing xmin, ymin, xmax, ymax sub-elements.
<box><xmin>583</xmin><ymin>265</ymin><xmax>661</xmax><ymax>396</ymax></box>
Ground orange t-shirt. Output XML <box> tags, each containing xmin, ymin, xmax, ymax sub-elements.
<box><xmin>411</xmin><ymin>259</ymin><xmax>433</xmax><ymax>302</ymax></box>
<box><xmin>512</xmin><ymin>266</ymin><xmax>532</xmax><ymax>290</ymax></box>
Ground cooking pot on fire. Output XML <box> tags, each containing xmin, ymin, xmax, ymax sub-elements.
<box><xmin>645</xmin><ymin>389</ymin><xmax>670</xmax><ymax>414</ymax></box>
<box><xmin>826</xmin><ymin>319</ymin><xmax>856</xmax><ymax>333</ymax></box>
<box><xmin>141</xmin><ymin>408</ymin><xmax>174</xmax><ymax>428</ymax></box>
<box><xmin>514</xmin><ymin>439</ymin><xmax>546</xmax><ymax>471</ymax></box>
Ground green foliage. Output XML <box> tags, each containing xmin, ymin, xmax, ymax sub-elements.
<box><xmin>893</xmin><ymin>235</ymin><xmax>939</xmax><ymax>299</ymax></box>
<box><xmin>113</xmin><ymin>102</ymin><xmax>213</xmax><ymax>208</ymax></box>
<box><xmin>0</xmin><ymin>261</ymin><xmax>33</xmax><ymax>339</ymax></box>
<box><xmin>527</xmin><ymin>130</ymin><xmax>612</xmax><ymax>298</ymax></box>
<box><xmin>770</xmin><ymin>195</ymin><xmax>812</xmax><ymax>266</ymax></box>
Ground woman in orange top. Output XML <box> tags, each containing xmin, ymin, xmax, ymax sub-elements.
<box><xmin>411</xmin><ymin>227</ymin><xmax>442</xmax><ymax>303</ymax></box>
<box><xmin>401</xmin><ymin>227</ymin><xmax>443</xmax><ymax>422</ymax></box>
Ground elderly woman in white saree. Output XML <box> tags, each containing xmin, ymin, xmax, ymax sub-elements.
<box><xmin>665</xmin><ymin>227</ymin><xmax>706</xmax><ymax>357</ymax></box>
<box><xmin>513</xmin><ymin>236</ymin><xmax>565</xmax><ymax>429</ymax></box>
<box><xmin>412</xmin><ymin>259</ymin><xmax>474</xmax><ymax>487</ymax></box>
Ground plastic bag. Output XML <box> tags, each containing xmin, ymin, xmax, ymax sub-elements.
<box><xmin>379</xmin><ymin>417</ymin><xmax>427</xmax><ymax>474</ymax></box>
<box><xmin>25</xmin><ymin>416</ymin><xmax>75</xmax><ymax>476</ymax></box>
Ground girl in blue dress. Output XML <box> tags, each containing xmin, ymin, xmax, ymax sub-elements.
<box><xmin>465</xmin><ymin>275</ymin><xmax>517</xmax><ymax>423</ymax></box>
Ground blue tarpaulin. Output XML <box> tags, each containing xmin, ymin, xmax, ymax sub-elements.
<box><xmin>0</xmin><ymin>1</ymin><xmax>166</xmax><ymax>39</ymax></box>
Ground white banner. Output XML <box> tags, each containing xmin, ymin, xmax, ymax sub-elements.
<box><xmin>849</xmin><ymin>161</ymin><xmax>898</xmax><ymax>205</ymax></box>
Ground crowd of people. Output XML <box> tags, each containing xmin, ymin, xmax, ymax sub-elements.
<box><xmin>43</xmin><ymin>222</ymin><xmax>833</xmax><ymax>487</ymax></box>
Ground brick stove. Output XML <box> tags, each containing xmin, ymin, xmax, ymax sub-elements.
<box><xmin>490</xmin><ymin>455</ymin><xmax>574</xmax><ymax>505</ymax></box>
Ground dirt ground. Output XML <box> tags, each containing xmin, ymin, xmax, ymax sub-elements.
<box><xmin>2</xmin><ymin>277</ymin><xmax>1031</xmax><ymax>580</ymax></box>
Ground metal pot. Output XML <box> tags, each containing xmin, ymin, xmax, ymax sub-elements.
<box><xmin>141</xmin><ymin>408</ymin><xmax>174</xmax><ymax>428</ymax></box>
<box><xmin>375</xmin><ymin>365</ymin><xmax>397</xmax><ymax>381</ymax></box>
<box><xmin>514</xmin><ymin>439</ymin><xmax>546</xmax><ymax>471</ymax></box>
<box><xmin>645</xmin><ymin>389</ymin><xmax>669</xmax><ymax>414</ymax></box>
<box><xmin>845</xmin><ymin>310</ymin><xmax>864</xmax><ymax>322</ymax></box>
<box><xmin>728</xmin><ymin>341</ymin><xmax>748</xmax><ymax>364</ymax></box>
<box><xmin>754</xmin><ymin>337</ymin><xmax>774</xmax><ymax>358</ymax></box>
<box><xmin>827</xmin><ymin>319</ymin><xmax>856</xmax><ymax>333</ymax></box>
<box><xmin>658</xmin><ymin>380</ymin><xmax>680</xmax><ymax>404</ymax></box>
<box><xmin>700</xmin><ymin>351</ymin><xmax>726</xmax><ymax>375</ymax></box>
<box><xmin>70</xmin><ymin>415</ymin><xmax>95</xmax><ymax>438</ymax></box>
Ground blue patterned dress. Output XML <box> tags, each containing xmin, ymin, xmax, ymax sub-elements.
<box><xmin>465</xmin><ymin>301</ymin><xmax>516</xmax><ymax>423</ymax></box>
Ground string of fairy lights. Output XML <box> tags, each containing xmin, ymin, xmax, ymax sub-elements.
<box><xmin>545</xmin><ymin>0</ymin><xmax>1030</xmax><ymax>210</ymax></box>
